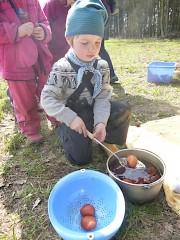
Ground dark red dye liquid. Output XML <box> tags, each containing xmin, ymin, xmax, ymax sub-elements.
<box><xmin>109</xmin><ymin>158</ymin><xmax>161</xmax><ymax>184</ymax></box>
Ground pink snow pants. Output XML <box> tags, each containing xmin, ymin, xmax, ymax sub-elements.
<box><xmin>7</xmin><ymin>64</ymin><xmax>57</xmax><ymax>136</ymax></box>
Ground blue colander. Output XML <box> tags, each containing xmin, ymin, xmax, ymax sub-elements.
<box><xmin>48</xmin><ymin>169</ymin><xmax>125</xmax><ymax>240</ymax></box>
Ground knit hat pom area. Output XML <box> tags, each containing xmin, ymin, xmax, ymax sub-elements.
<box><xmin>65</xmin><ymin>0</ymin><xmax>108</xmax><ymax>38</ymax></box>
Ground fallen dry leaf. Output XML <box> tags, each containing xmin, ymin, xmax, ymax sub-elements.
<box><xmin>32</xmin><ymin>197</ymin><xmax>41</xmax><ymax>211</ymax></box>
<box><xmin>14</xmin><ymin>179</ymin><xmax>27</xmax><ymax>185</ymax></box>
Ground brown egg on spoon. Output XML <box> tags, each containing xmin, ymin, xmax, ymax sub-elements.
<box><xmin>126</xmin><ymin>154</ymin><xmax>138</xmax><ymax>168</ymax></box>
<box><xmin>81</xmin><ymin>215</ymin><xmax>97</xmax><ymax>231</ymax></box>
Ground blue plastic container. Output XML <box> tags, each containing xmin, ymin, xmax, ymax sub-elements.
<box><xmin>147</xmin><ymin>61</ymin><xmax>177</xmax><ymax>83</ymax></box>
<box><xmin>48</xmin><ymin>169</ymin><xmax>125</xmax><ymax>240</ymax></box>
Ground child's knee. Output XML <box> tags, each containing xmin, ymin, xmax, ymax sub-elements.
<box><xmin>66</xmin><ymin>152</ymin><xmax>92</xmax><ymax>166</ymax></box>
<box><xmin>109</xmin><ymin>100</ymin><xmax>131</xmax><ymax>126</ymax></box>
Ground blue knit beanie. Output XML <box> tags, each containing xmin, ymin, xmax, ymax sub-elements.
<box><xmin>65</xmin><ymin>0</ymin><xmax>108</xmax><ymax>38</ymax></box>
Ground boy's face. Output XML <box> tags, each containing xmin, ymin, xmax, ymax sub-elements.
<box><xmin>68</xmin><ymin>34</ymin><xmax>102</xmax><ymax>62</ymax></box>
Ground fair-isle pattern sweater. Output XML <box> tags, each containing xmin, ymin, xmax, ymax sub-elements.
<box><xmin>41</xmin><ymin>57</ymin><xmax>113</xmax><ymax>127</ymax></box>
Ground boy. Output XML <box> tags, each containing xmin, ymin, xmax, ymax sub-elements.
<box><xmin>41</xmin><ymin>0</ymin><xmax>131</xmax><ymax>165</ymax></box>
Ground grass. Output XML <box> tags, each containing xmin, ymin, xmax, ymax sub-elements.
<box><xmin>0</xmin><ymin>39</ymin><xmax>180</xmax><ymax>240</ymax></box>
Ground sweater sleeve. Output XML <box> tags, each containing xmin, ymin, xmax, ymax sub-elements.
<box><xmin>40</xmin><ymin>59</ymin><xmax>78</xmax><ymax>127</ymax></box>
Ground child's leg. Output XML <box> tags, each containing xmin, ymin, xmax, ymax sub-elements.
<box><xmin>6</xmin><ymin>87</ymin><xmax>17</xmax><ymax>123</ymax></box>
<box><xmin>105</xmin><ymin>100</ymin><xmax>131</xmax><ymax>145</ymax></box>
<box><xmin>35</xmin><ymin>65</ymin><xmax>60</xmax><ymax>126</ymax></box>
<box><xmin>56</xmin><ymin>123</ymin><xmax>93</xmax><ymax>165</ymax></box>
<box><xmin>99</xmin><ymin>39</ymin><xmax>118</xmax><ymax>84</ymax></box>
<box><xmin>7</xmin><ymin>80</ymin><xmax>41</xmax><ymax>136</ymax></box>
<box><xmin>56</xmin><ymin>105</ymin><xmax>94</xmax><ymax>165</ymax></box>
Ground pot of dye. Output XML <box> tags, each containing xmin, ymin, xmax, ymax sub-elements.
<box><xmin>107</xmin><ymin>148</ymin><xmax>166</xmax><ymax>204</ymax></box>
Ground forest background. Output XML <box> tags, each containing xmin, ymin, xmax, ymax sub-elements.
<box><xmin>107</xmin><ymin>0</ymin><xmax>179</xmax><ymax>39</ymax></box>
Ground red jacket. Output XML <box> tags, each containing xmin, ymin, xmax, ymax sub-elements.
<box><xmin>41</xmin><ymin>0</ymin><xmax>70</xmax><ymax>64</ymax></box>
<box><xmin>0</xmin><ymin>0</ymin><xmax>52</xmax><ymax>80</ymax></box>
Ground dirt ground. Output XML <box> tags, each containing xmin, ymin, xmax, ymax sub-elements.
<box><xmin>1</xmin><ymin>101</ymin><xmax>180</xmax><ymax>240</ymax></box>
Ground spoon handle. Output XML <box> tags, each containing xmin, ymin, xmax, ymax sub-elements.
<box><xmin>87</xmin><ymin>130</ymin><xmax>127</xmax><ymax>167</ymax></box>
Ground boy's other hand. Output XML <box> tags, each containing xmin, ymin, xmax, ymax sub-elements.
<box><xmin>94</xmin><ymin>123</ymin><xmax>106</xmax><ymax>142</ymax></box>
<box><xmin>70</xmin><ymin>116</ymin><xmax>87</xmax><ymax>137</ymax></box>
<box><xmin>18</xmin><ymin>22</ymin><xmax>34</xmax><ymax>37</ymax></box>
<box><xmin>32</xmin><ymin>26</ymin><xmax>45</xmax><ymax>41</ymax></box>
<box><xmin>67</xmin><ymin>0</ymin><xmax>75</xmax><ymax>6</ymax></box>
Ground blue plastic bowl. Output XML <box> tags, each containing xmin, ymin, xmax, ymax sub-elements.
<box><xmin>147</xmin><ymin>61</ymin><xmax>177</xmax><ymax>83</ymax></box>
<box><xmin>48</xmin><ymin>169</ymin><xmax>125</xmax><ymax>240</ymax></box>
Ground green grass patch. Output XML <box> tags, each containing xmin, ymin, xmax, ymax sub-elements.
<box><xmin>0</xmin><ymin>39</ymin><xmax>180</xmax><ymax>240</ymax></box>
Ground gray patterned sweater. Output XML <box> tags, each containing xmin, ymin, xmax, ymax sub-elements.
<box><xmin>41</xmin><ymin>57</ymin><xmax>113</xmax><ymax>127</ymax></box>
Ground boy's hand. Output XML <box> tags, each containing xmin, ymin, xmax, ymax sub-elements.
<box><xmin>70</xmin><ymin>116</ymin><xmax>87</xmax><ymax>137</ymax></box>
<box><xmin>18</xmin><ymin>22</ymin><xmax>34</xmax><ymax>37</ymax></box>
<box><xmin>94</xmin><ymin>123</ymin><xmax>106</xmax><ymax>142</ymax></box>
<box><xmin>67</xmin><ymin>0</ymin><xmax>75</xmax><ymax>6</ymax></box>
<box><xmin>32</xmin><ymin>26</ymin><xmax>45</xmax><ymax>41</ymax></box>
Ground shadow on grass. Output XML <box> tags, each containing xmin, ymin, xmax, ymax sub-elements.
<box><xmin>1</xmin><ymin>93</ymin><xmax>180</xmax><ymax>240</ymax></box>
<box><xmin>113</xmin><ymin>83</ymin><xmax>180</xmax><ymax>125</ymax></box>
<box><xmin>153</xmin><ymin>79</ymin><xmax>180</xmax><ymax>88</ymax></box>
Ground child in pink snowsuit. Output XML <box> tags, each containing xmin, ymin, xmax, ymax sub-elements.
<box><xmin>40</xmin><ymin>0</ymin><xmax>73</xmax><ymax>65</ymax></box>
<box><xmin>0</xmin><ymin>0</ymin><xmax>56</xmax><ymax>143</ymax></box>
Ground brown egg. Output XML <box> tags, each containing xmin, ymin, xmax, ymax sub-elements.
<box><xmin>123</xmin><ymin>178</ymin><xmax>133</xmax><ymax>183</ymax></box>
<box><xmin>126</xmin><ymin>155</ymin><xmax>138</xmax><ymax>168</ymax></box>
<box><xmin>80</xmin><ymin>204</ymin><xmax>95</xmax><ymax>217</ymax></box>
<box><xmin>81</xmin><ymin>215</ymin><xmax>97</xmax><ymax>231</ymax></box>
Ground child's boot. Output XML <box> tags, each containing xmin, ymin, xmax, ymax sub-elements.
<box><xmin>100</xmin><ymin>142</ymin><xmax>119</xmax><ymax>157</ymax></box>
<box><xmin>26</xmin><ymin>133</ymin><xmax>44</xmax><ymax>144</ymax></box>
